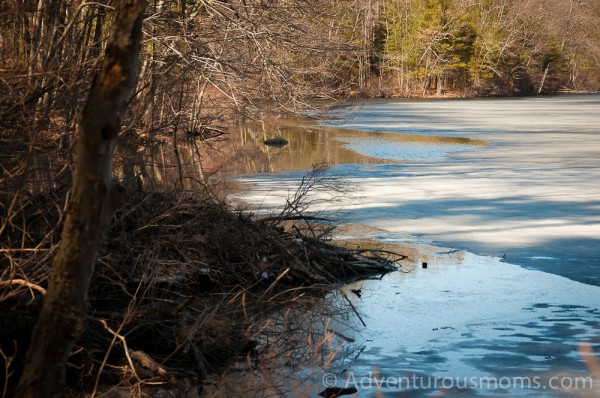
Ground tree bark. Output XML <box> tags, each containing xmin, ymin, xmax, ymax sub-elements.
<box><xmin>15</xmin><ymin>1</ymin><xmax>145</xmax><ymax>397</ymax></box>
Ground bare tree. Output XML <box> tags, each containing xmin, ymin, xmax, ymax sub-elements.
<box><xmin>15</xmin><ymin>1</ymin><xmax>146</xmax><ymax>397</ymax></box>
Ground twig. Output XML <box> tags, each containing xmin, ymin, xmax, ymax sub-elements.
<box><xmin>172</xmin><ymin>245</ymin><xmax>191</xmax><ymax>263</ymax></box>
<box><xmin>261</xmin><ymin>215</ymin><xmax>332</xmax><ymax>222</ymax></box>
<box><xmin>111</xmin><ymin>191</ymin><xmax>156</xmax><ymax>229</ymax></box>
<box><xmin>355</xmin><ymin>248</ymin><xmax>408</xmax><ymax>261</ymax></box>
<box><xmin>262</xmin><ymin>268</ymin><xmax>290</xmax><ymax>300</ymax></box>
<box><xmin>0</xmin><ymin>279</ymin><xmax>46</xmax><ymax>295</ymax></box>
<box><xmin>90</xmin><ymin>284</ymin><xmax>143</xmax><ymax>398</ymax></box>
<box><xmin>339</xmin><ymin>290</ymin><xmax>366</xmax><ymax>327</ymax></box>
<box><xmin>98</xmin><ymin>319</ymin><xmax>140</xmax><ymax>381</ymax></box>
<box><xmin>0</xmin><ymin>342</ymin><xmax>16</xmax><ymax>398</ymax></box>
<box><xmin>328</xmin><ymin>330</ymin><xmax>355</xmax><ymax>343</ymax></box>
<box><xmin>0</xmin><ymin>248</ymin><xmax>52</xmax><ymax>252</ymax></box>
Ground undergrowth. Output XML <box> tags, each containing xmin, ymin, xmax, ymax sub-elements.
<box><xmin>0</xmin><ymin>167</ymin><xmax>403</xmax><ymax>397</ymax></box>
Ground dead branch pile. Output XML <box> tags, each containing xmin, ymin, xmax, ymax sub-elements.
<box><xmin>1</xmin><ymin>188</ymin><xmax>402</xmax><ymax>396</ymax></box>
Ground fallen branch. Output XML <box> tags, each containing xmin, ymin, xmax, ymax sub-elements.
<box><xmin>0</xmin><ymin>279</ymin><xmax>46</xmax><ymax>295</ymax></box>
<box><xmin>261</xmin><ymin>215</ymin><xmax>332</xmax><ymax>222</ymax></box>
<box><xmin>98</xmin><ymin>319</ymin><xmax>140</xmax><ymax>382</ymax></box>
<box><xmin>339</xmin><ymin>290</ymin><xmax>366</xmax><ymax>327</ymax></box>
<box><xmin>328</xmin><ymin>330</ymin><xmax>355</xmax><ymax>343</ymax></box>
<box><xmin>129</xmin><ymin>350</ymin><xmax>173</xmax><ymax>382</ymax></box>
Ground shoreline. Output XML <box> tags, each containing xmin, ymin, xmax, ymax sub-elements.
<box><xmin>340</xmin><ymin>89</ymin><xmax>600</xmax><ymax>102</ymax></box>
<box><xmin>332</xmin><ymin>223</ymin><xmax>466</xmax><ymax>274</ymax></box>
<box><xmin>321</xmin><ymin>90</ymin><xmax>599</xmax><ymax>105</ymax></box>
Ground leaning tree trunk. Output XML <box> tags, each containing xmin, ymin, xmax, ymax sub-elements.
<box><xmin>16</xmin><ymin>1</ymin><xmax>145</xmax><ymax>397</ymax></box>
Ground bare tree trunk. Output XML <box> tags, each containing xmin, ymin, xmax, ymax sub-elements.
<box><xmin>538</xmin><ymin>64</ymin><xmax>550</xmax><ymax>95</ymax></box>
<box><xmin>15</xmin><ymin>1</ymin><xmax>145</xmax><ymax>397</ymax></box>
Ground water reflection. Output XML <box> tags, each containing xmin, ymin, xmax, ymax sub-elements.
<box><xmin>128</xmin><ymin>118</ymin><xmax>487</xmax><ymax>193</ymax></box>
<box><xmin>208</xmin><ymin>121</ymin><xmax>487</xmax><ymax>176</ymax></box>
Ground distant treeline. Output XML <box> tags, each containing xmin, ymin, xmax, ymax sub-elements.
<box><xmin>1</xmin><ymin>0</ymin><xmax>599</xmax><ymax>140</ymax></box>
<box><xmin>349</xmin><ymin>0</ymin><xmax>600</xmax><ymax>97</ymax></box>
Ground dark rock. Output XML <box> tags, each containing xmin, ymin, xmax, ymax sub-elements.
<box><xmin>264</xmin><ymin>136</ymin><xmax>288</xmax><ymax>147</ymax></box>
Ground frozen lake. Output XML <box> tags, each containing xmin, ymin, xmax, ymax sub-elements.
<box><xmin>230</xmin><ymin>95</ymin><xmax>600</xmax><ymax>397</ymax></box>
<box><xmin>319</xmin><ymin>95</ymin><xmax>600</xmax><ymax>286</ymax></box>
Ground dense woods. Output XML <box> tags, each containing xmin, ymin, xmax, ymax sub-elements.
<box><xmin>1</xmin><ymin>0</ymin><xmax>599</xmax><ymax>138</ymax></box>
<box><xmin>363</xmin><ymin>0</ymin><xmax>600</xmax><ymax>96</ymax></box>
<box><xmin>1</xmin><ymin>0</ymin><xmax>600</xmax><ymax>396</ymax></box>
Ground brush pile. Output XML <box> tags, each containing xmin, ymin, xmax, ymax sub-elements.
<box><xmin>1</xmin><ymin>186</ymin><xmax>403</xmax><ymax>396</ymax></box>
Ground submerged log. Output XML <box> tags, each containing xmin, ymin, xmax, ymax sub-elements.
<box><xmin>318</xmin><ymin>387</ymin><xmax>359</xmax><ymax>398</ymax></box>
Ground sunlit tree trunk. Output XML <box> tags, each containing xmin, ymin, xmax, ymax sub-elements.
<box><xmin>15</xmin><ymin>1</ymin><xmax>145</xmax><ymax>397</ymax></box>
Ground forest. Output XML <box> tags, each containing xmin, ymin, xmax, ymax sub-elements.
<box><xmin>1</xmin><ymin>0</ymin><xmax>600</xmax><ymax>397</ymax></box>
<box><xmin>363</xmin><ymin>0</ymin><xmax>600</xmax><ymax>97</ymax></box>
<box><xmin>2</xmin><ymin>1</ymin><xmax>600</xmax><ymax>130</ymax></box>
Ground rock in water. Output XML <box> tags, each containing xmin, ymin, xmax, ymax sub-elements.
<box><xmin>264</xmin><ymin>136</ymin><xmax>288</xmax><ymax>147</ymax></box>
